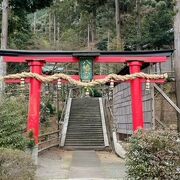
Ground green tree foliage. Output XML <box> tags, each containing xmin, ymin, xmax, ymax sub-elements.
<box><xmin>0</xmin><ymin>0</ymin><xmax>175</xmax><ymax>52</ymax></box>
<box><xmin>123</xmin><ymin>0</ymin><xmax>175</xmax><ymax>50</ymax></box>
<box><xmin>0</xmin><ymin>0</ymin><xmax>53</xmax><ymax>49</ymax></box>
<box><xmin>0</xmin><ymin>97</ymin><xmax>28</xmax><ymax>150</ymax></box>
<box><xmin>142</xmin><ymin>0</ymin><xmax>175</xmax><ymax>49</ymax></box>
<box><xmin>0</xmin><ymin>0</ymin><xmax>54</xmax><ymax>72</ymax></box>
<box><xmin>77</xmin><ymin>0</ymin><xmax>106</xmax><ymax>13</ymax></box>
<box><xmin>28</xmin><ymin>0</ymin><xmax>174</xmax><ymax>51</ymax></box>
<box><xmin>10</xmin><ymin>0</ymin><xmax>53</xmax><ymax>13</ymax></box>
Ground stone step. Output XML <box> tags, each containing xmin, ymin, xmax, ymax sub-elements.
<box><xmin>66</xmin><ymin>136</ymin><xmax>103</xmax><ymax>138</ymax></box>
<box><xmin>71</xmin><ymin>106</ymin><xmax>99</xmax><ymax>108</ymax></box>
<box><xmin>67</xmin><ymin>129</ymin><xmax>102</xmax><ymax>131</ymax></box>
<box><xmin>68</xmin><ymin>124</ymin><xmax>102</xmax><ymax>127</ymax></box>
<box><xmin>65</xmin><ymin>143</ymin><xmax>104</xmax><ymax>146</ymax></box>
<box><xmin>68</xmin><ymin>123</ymin><xmax>102</xmax><ymax>125</ymax></box>
<box><xmin>71</xmin><ymin>106</ymin><xmax>99</xmax><ymax>107</ymax></box>
<box><xmin>69</xmin><ymin>124</ymin><xmax>102</xmax><ymax>126</ymax></box>
<box><xmin>64</xmin><ymin>146</ymin><xmax>105</xmax><ymax>150</ymax></box>
<box><xmin>68</xmin><ymin>125</ymin><xmax>102</xmax><ymax>128</ymax></box>
<box><xmin>72</xmin><ymin>103</ymin><xmax>99</xmax><ymax>105</ymax></box>
<box><xmin>65</xmin><ymin>137</ymin><xmax>104</xmax><ymax>141</ymax></box>
<box><xmin>66</xmin><ymin>134</ymin><xmax>103</xmax><ymax>137</ymax></box>
<box><xmin>71</xmin><ymin>107</ymin><xmax>99</xmax><ymax>108</ymax></box>
<box><xmin>66</xmin><ymin>138</ymin><xmax>104</xmax><ymax>141</ymax></box>
<box><xmin>67</xmin><ymin>128</ymin><xmax>103</xmax><ymax>131</ymax></box>
<box><xmin>67</xmin><ymin>126</ymin><xmax>103</xmax><ymax>129</ymax></box>
<box><xmin>66</xmin><ymin>136</ymin><xmax>104</xmax><ymax>139</ymax></box>
<box><xmin>72</xmin><ymin>106</ymin><xmax>99</xmax><ymax>107</ymax></box>
<box><xmin>67</xmin><ymin>130</ymin><xmax>103</xmax><ymax>133</ymax></box>
<box><xmin>70</xmin><ymin>114</ymin><xmax>100</xmax><ymax>115</ymax></box>
<box><xmin>71</xmin><ymin>112</ymin><xmax>99</xmax><ymax>113</ymax></box>
<box><xmin>69</xmin><ymin>122</ymin><xmax>101</xmax><ymax>124</ymax></box>
<box><xmin>69</xmin><ymin>114</ymin><xmax>101</xmax><ymax>116</ymax></box>
<box><xmin>70</xmin><ymin>116</ymin><xmax>101</xmax><ymax>118</ymax></box>
<box><xmin>71</xmin><ymin>109</ymin><xmax>99</xmax><ymax>111</ymax></box>
<box><xmin>69</xmin><ymin>118</ymin><xmax>101</xmax><ymax>120</ymax></box>
<box><xmin>65</xmin><ymin>141</ymin><xmax>104</xmax><ymax>144</ymax></box>
<box><xmin>65</xmin><ymin>142</ymin><xmax>104</xmax><ymax>145</ymax></box>
<box><xmin>70</xmin><ymin>115</ymin><xmax>101</xmax><ymax>117</ymax></box>
<box><xmin>69</xmin><ymin>119</ymin><xmax>101</xmax><ymax>121</ymax></box>
<box><xmin>66</xmin><ymin>132</ymin><xmax>103</xmax><ymax>135</ymax></box>
<box><xmin>65</xmin><ymin>139</ymin><xmax>104</xmax><ymax>142</ymax></box>
<box><xmin>70</xmin><ymin>114</ymin><xmax>100</xmax><ymax>116</ymax></box>
<box><xmin>69</xmin><ymin>119</ymin><xmax>102</xmax><ymax>121</ymax></box>
<box><xmin>67</xmin><ymin>128</ymin><xmax>103</xmax><ymax>130</ymax></box>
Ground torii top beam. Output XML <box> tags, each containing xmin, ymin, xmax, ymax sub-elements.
<box><xmin>0</xmin><ymin>49</ymin><xmax>173</xmax><ymax>63</ymax></box>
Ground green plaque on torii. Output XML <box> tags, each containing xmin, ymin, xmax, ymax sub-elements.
<box><xmin>79</xmin><ymin>57</ymin><xmax>93</xmax><ymax>82</ymax></box>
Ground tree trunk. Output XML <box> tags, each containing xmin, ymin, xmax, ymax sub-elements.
<box><xmin>49</xmin><ymin>12</ymin><xmax>52</xmax><ymax>43</ymax></box>
<box><xmin>174</xmin><ymin>0</ymin><xmax>180</xmax><ymax>132</ymax></box>
<box><xmin>57</xmin><ymin>23</ymin><xmax>60</xmax><ymax>48</ymax></box>
<box><xmin>53</xmin><ymin>14</ymin><xmax>56</xmax><ymax>48</ymax></box>
<box><xmin>87</xmin><ymin>24</ymin><xmax>90</xmax><ymax>49</ymax></box>
<box><xmin>91</xmin><ymin>8</ymin><xmax>96</xmax><ymax>48</ymax></box>
<box><xmin>115</xmin><ymin>0</ymin><xmax>121</xmax><ymax>50</ymax></box>
<box><xmin>136</xmin><ymin>0</ymin><xmax>141</xmax><ymax>50</ymax></box>
<box><xmin>33</xmin><ymin>12</ymin><xmax>36</xmax><ymax>34</ymax></box>
<box><xmin>0</xmin><ymin>0</ymin><xmax>9</xmax><ymax>93</ymax></box>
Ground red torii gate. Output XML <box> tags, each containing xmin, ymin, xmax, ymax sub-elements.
<box><xmin>1</xmin><ymin>49</ymin><xmax>173</xmax><ymax>144</ymax></box>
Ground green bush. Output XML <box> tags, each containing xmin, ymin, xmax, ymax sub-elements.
<box><xmin>126</xmin><ymin>130</ymin><xmax>180</xmax><ymax>180</ymax></box>
<box><xmin>0</xmin><ymin>96</ymin><xmax>28</xmax><ymax>150</ymax></box>
<box><xmin>91</xmin><ymin>88</ymin><xmax>102</xmax><ymax>97</ymax></box>
<box><xmin>0</xmin><ymin>148</ymin><xmax>36</xmax><ymax>180</ymax></box>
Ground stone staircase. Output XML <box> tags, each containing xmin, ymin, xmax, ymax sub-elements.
<box><xmin>64</xmin><ymin>98</ymin><xmax>106</xmax><ymax>149</ymax></box>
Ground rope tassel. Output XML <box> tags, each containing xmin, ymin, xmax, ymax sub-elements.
<box><xmin>0</xmin><ymin>72</ymin><xmax>168</xmax><ymax>87</ymax></box>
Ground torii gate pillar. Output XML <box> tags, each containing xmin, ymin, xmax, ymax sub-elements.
<box><xmin>129</xmin><ymin>61</ymin><xmax>144</xmax><ymax>131</ymax></box>
<box><xmin>27</xmin><ymin>60</ymin><xmax>45</xmax><ymax>144</ymax></box>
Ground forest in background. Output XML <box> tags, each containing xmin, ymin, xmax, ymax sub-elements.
<box><xmin>0</xmin><ymin>0</ymin><xmax>175</xmax><ymax>52</ymax></box>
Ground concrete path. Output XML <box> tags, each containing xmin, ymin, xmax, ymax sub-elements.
<box><xmin>36</xmin><ymin>148</ymin><xmax>126</xmax><ymax>180</ymax></box>
<box><xmin>69</xmin><ymin>151</ymin><xmax>104</xmax><ymax>179</ymax></box>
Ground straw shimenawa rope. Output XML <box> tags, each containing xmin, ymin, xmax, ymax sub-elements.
<box><xmin>0</xmin><ymin>72</ymin><xmax>168</xmax><ymax>87</ymax></box>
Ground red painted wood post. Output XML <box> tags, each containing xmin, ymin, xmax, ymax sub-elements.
<box><xmin>27</xmin><ymin>60</ymin><xmax>45</xmax><ymax>144</ymax></box>
<box><xmin>128</xmin><ymin>61</ymin><xmax>144</xmax><ymax>131</ymax></box>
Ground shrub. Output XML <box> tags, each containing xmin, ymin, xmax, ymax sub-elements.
<box><xmin>126</xmin><ymin>130</ymin><xmax>180</xmax><ymax>180</ymax></box>
<box><xmin>0</xmin><ymin>96</ymin><xmax>28</xmax><ymax>150</ymax></box>
<box><xmin>0</xmin><ymin>148</ymin><xmax>36</xmax><ymax>180</ymax></box>
<box><xmin>91</xmin><ymin>88</ymin><xmax>102</xmax><ymax>97</ymax></box>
